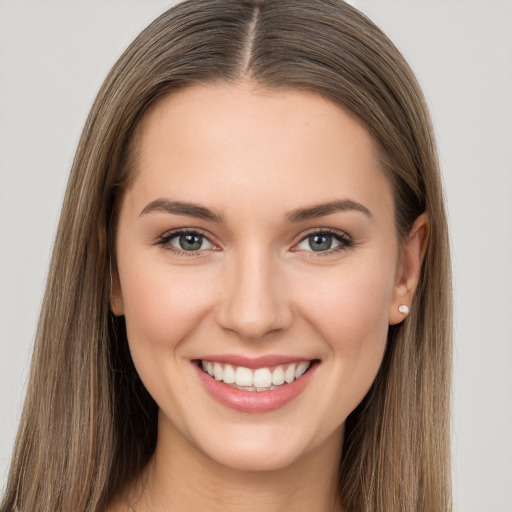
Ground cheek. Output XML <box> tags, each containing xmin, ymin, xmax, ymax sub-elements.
<box><xmin>118</xmin><ymin>258</ymin><xmax>213</xmax><ymax>356</ymax></box>
<box><xmin>297</xmin><ymin>258</ymin><xmax>395</xmax><ymax>343</ymax></box>
<box><xmin>117</xmin><ymin>260</ymin><xmax>218</xmax><ymax>421</ymax></box>
<box><xmin>292</xmin><ymin>256</ymin><xmax>395</xmax><ymax>408</ymax></box>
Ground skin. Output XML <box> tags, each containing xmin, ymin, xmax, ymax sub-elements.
<box><xmin>110</xmin><ymin>81</ymin><xmax>428</xmax><ymax>512</ymax></box>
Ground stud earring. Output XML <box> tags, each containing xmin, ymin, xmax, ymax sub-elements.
<box><xmin>398</xmin><ymin>304</ymin><xmax>409</xmax><ymax>315</ymax></box>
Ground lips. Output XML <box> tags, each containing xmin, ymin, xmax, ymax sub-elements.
<box><xmin>194</xmin><ymin>357</ymin><xmax>319</xmax><ymax>413</ymax></box>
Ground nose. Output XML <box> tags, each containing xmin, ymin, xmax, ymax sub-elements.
<box><xmin>215</xmin><ymin>247</ymin><xmax>293</xmax><ymax>340</ymax></box>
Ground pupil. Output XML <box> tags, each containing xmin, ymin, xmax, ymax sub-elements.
<box><xmin>179</xmin><ymin>234</ymin><xmax>202</xmax><ymax>251</ymax></box>
<box><xmin>309</xmin><ymin>234</ymin><xmax>332</xmax><ymax>251</ymax></box>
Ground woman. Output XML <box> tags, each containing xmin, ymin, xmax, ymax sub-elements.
<box><xmin>1</xmin><ymin>0</ymin><xmax>452</xmax><ymax>511</ymax></box>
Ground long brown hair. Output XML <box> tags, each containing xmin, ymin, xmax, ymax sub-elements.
<box><xmin>2</xmin><ymin>1</ymin><xmax>452</xmax><ymax>510</ymax></box>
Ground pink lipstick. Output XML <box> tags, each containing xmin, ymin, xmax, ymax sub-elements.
<box><xmin>193</xmin><ymin>357</ymin><xmax>319</xmax><ymax>413</ymax></box>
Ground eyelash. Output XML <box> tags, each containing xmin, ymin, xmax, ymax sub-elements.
<box><xmin>156</xmin><ymin>228</ymin><xmax>216</xmax><ymax>256</ymax></box>
<box><xmin>155</xmin><ymin>228</ymin><xmax>353</xmax><ymax>257</ymax></box>
<box><xmin>293</xmin><ymin>228</ymin><xmax>354</xmax><ymax>257</ymax></box>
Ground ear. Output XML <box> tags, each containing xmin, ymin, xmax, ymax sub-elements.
<box><xmin>109</xmin><ymin>267</ymin><xmax>125</xmax><ymax>316</ymax></box>
<box><xmin>388</xmin><ymin>212</ymin><xmax>429</xmax><ymax>325</ymax></box>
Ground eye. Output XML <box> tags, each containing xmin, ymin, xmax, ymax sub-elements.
<box><xmin>294</xmin><ymin>230</ymin><xmax>351</xmax><ymax>253</ymax></box>
<box><xmin>158</xmin><ymin>230</ymin><xmax>215</xmax><ymax>253</ymax></box>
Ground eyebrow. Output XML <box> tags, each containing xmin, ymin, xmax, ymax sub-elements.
<box><xmin>286</xmin><ymin>199</ymin><xmax>372</xmax><ymax>222</ymax></box>
<box><xmin>139</xmin><ymin>199</ymin><xmax>223</xmax><ymax>222</ymax></box>
<box><xmin>139</xmin><ymin>198</ymin><xmax>371</xmax><ymax>223</ymax></box>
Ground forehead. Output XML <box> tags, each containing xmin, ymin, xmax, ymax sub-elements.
<box><xmin>126</xmin><ymin>81</ymin><xmax>393</xmax><ymax>221</ymax></box>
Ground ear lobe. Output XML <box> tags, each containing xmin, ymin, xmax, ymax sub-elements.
<box><xmin>110</xmin><ymin>295</ymin><xmax>125</xmax><ymax>316</ymax></box>
<box><xmin>109</xmin><ymin>269</ymin><xmax>125</xmax><ymax>316</ymax></box>
<box><xmin>389</xmin><ymin>212</ymin><xmax>429</xmax><ymax>325</ymax></box>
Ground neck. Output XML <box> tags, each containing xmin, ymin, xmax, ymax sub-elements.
<box><xmin>124</xmin><ymin>415</ymin><xmax>344</xmax><ymax>512</ymax></box>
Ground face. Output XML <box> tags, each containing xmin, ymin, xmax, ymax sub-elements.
<box><xmin>113</xmin><ymin>82</ymin><xmax>418</xmax><ymax>473</ymax></box>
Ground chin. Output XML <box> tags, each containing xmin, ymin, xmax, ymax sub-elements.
<box><xmin>203</xmin><ymin>440</ymin><xmax>309</xmax><ymax>473</ymax></box>
<box><xmin>188</xmin><ymin>420</ymin><xmax>342</xmax><ymax>474</ymax></box>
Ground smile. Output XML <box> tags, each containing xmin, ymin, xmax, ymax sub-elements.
<box><xmin>200</xmin><ymin>360</ymin><xmax>311</xmax><ymax>391</ymax></box>
<box><xmin>194</xmin><ymin>357</ymin><xmax>319</xmax><ymax>413</ymax></box>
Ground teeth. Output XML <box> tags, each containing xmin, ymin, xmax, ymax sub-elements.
<box><xmin>284</xmin><ymin>364</ymin><xmax>296</xmax><ymax>383</ymax></box>
<box><xmin>223</xmin><ymin>364</ymin><xmax>235</xmax><ymax>384</ymax></box>
<box><xmin>295</xmin><ymin>362</ymin><xmax>309</xmax><ymax>379</ymax></box>
<box><xmin>272</xmin><ymin>366</ymin><xmax>285</xmax><ymax>385</ymax></box>
<box><xmin>213</xmin><ymin>362</ymin><xmax>223</xmax><ymax>381</ymax></box>
<box><xmin>200</xmin><ymin>360</ymin><xmax>312</xmax><ymax>390</ymax></box>
<box><xmin>253</xmin><ymin>368</ymin><xmax>272</xmax><ymax>388</ymax></box>
<box><xmin>233</xmin><ymin>384</ymin><xmax>280</xmax><ymax>391</ymax></box>
<box><xmin>235</xmin><ymin>366</ymin><xmax>253</xmax><ymax>387</ymax></box>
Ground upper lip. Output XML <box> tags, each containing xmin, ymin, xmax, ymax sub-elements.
<box><xmin>195</xmin><ymin>354</ymin><xmax>316</xmax><ymax>369</ymax></box>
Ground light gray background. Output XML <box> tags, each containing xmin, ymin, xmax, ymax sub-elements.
<box><xmin>1</xmin><ymin>1</ymin><xmax>511</xmax><ymax>511</ymax></box>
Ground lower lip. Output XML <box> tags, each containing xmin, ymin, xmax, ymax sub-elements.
<box><xmin>193</xmin><ymin>362</ymin><xmax>318</xmax><ymax>413</ymax></box>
